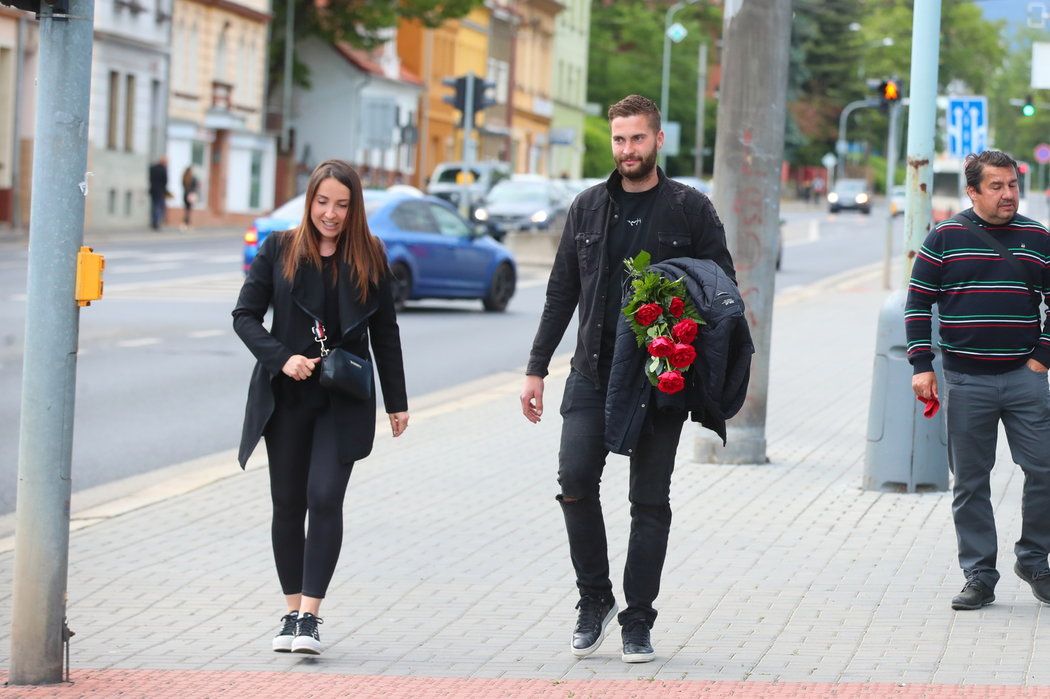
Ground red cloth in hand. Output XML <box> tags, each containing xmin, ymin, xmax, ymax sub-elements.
<box><xmin>916</xmin><ymin>395</ymin><xmax>940</xmax><ymax>418</ymax></box>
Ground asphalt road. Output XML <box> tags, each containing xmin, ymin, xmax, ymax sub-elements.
<box><xmin>0</xmin><ymin>204</ymin><xmax>901</xmax><ymax>515</ymax></box>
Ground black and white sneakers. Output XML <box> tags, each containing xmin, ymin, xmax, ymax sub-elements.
<box><xmin>621</xmin><ymin>621</ymin><xmax>655</xmax><ymax>663</ymax></box>
<box><xmin>571</xmin><ymin>595</ymin><xmax>618</xmax><ymax>657</ymax></box>
<box><xmin>291</xmin><ymin>612</ymin><xmax>323</xmax><ymax>655</ymax></box>
<box><xmin>272</xmin><ymin>611</ymin><xmax>298</xmax><ymax>652</ymax></box>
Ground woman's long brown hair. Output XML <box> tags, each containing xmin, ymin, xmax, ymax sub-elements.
<box><xmin>280</xmin><ymin>159</ymin><xmax>387</xmax><ymax>304</ymax></box>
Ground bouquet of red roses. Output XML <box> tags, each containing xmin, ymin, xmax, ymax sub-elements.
<box><xmin>621</xmin><ymin>251</ymin><xmax>704</xmax><ymax>394</ymax></box>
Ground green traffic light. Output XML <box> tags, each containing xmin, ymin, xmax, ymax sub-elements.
<box><xmin>1022</xmin><ymin>103</ymin><xmax>1036</xmax><ymax>117</ymax></box>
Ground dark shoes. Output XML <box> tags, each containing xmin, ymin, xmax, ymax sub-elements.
<box><xmin>951</xmin><ymin>578</ymin><xmax>995</xmax><ymax>610</ymax></box>
<box><xmin>571</xmin><ymin>595</ymin><xmax>618</xmax><ymax>657</ymax></box>
<box><xmin>621</xmin><ymin>621</ymin><xmax>655</xmax><ymax>663</ymax></box>
<box><xmin>291</xmin><ymin>612</ymin><xmax>323</xmax><ymax>655</ymax></box>
<box><xmin>1015</xmin><ymin>562</ymin><xmax>1050</xmax><ymax>605</ymax></box>
<box><xmin>272</xmin><ymin>611</ymin><xmax>298</xmax><ymax>652</ymax></box>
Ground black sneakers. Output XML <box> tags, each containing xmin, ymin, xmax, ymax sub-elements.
<box><xmin>272</xmin><ymin>611</ymin><xmax>298</xmax><ymax>652</ymax></box>
<box><xmin>621</xmin><ymin>621</ymin><xmax>655</xmax><ymax>663</ymax></box>
<box><xmin>951</xmin><ymin>578</ymin><xmax>995</xmax><ymax>610</ymax></box>
<box><xmin>291</xmin><ymin>612</ymin><xmax>323</xmax><ymax>655</ymax></box>
<box><xmin>1015</xmin><ymin>562</ymin><xmax>1050</xmax><ymax>604</ymax></box>
<box><xmin>571</xmin><ymin>595</ymin><xmax>618</xmax><ymax>657</ymax></box>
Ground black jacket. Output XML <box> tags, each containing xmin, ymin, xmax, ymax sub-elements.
<box><xmin>605</xmin><ymin>257</ymin><xmax>754</xmax><ymax>455</ymax></box>
<box><xmin>526</xmin><ymin>168</ymin><xmax>736</xmax><ymax>387</ymax></box>
<box><xmin>232</xmin><ymin>231</ymin><xmax>408</xmax><ymax>468</ymax></box>
<box><xmin>148</xmin><ymin>162</ymin><xmax>168</xmax><ymax>199</ymax></box>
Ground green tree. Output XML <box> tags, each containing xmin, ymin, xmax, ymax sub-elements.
<box><xmin>582</xmin><ymin>115</ymin><xmax>615</xmax><ymax>177</ymax></box>
<box><xmin>268</xmin><ymin>0</ymin><xmax>482</xmax><ymax>96</ymax></box>
<box><xmin>987</xmin><ymin>27</ymin><xmax>1049</xmax><ymax>188</ymax></box>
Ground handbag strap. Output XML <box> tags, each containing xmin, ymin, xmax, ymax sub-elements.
<box><xmin>311</xmin><ymin>320</ymin><xmax>330</xmax><ymax>357</ymax></box>
<box><xmin>953</xmin><ymin>214</ymin><xmax>1040</xmax><ymax>301</ymax></box>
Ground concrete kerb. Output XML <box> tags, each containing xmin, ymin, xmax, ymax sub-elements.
<box><xmin>0</xmin><ymin>260</ymin><xmax>878</xmax><ymax>555</ymax></box>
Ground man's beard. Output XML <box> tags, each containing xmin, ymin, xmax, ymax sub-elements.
<box><xmin>616</xmin><ymin>148</ymin><xmax>658</xmax><ymax>182</ymax></box>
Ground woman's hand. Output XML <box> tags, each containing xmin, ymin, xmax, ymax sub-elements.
<box><xmin>282</xmin><ymin>355</ymin><xmax>319</xmax><ymax>381</ymax></box>
<box><xmin>389</xmin><ymin>412</ymin><xmax>409</xmax><ymax>437</ymax></box>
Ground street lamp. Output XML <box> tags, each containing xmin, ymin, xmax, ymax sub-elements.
<box><xmin>659</xmin><ymin>0</ymin><xmax>702</xmax><ymax>170</ymax></box>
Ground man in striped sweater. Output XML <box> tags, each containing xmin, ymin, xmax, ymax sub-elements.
<box><xmin>907</xmin><ymin>149</ymin><xmax>1050</xmax><ymax>611</ymax></box>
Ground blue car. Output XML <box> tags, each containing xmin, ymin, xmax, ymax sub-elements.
<box><xmin>244</xmin><ymin>189</ymin><xmax>517</xmax><ymax>312</ymax></box>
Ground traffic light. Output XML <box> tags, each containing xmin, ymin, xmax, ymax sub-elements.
<box><xmin>472</xmin><ymin>77</ymin><xmax>497</xmax><ymax>116</ymax></box>
<box><xmin>879</xmin><ymin>79</ymin><xmax>901</xmax><ymax>105</ymax></box>
<box><xmin>0</xmin><ymin>0</ymin><xmax>69</xmax><ymax>15</ymax></box>
<box><xmin>1021</xmin><ymin>94</ymin><xmax>1036</xmax><ymax>117</ymax></box>
<box><xmin>442</xmin><ymin>75</ymin><xmax>468</xmax><ymax>117</ymax></box>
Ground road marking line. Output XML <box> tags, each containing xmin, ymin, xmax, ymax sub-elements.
<box><xmin>117</xmin><ymin>338</ymin><xmax>161</xmax><ymax>348</ymax></box>
<box><xmin>188</xmin><ymin>329</ymin><xmax>225</xmax><ymax>339</ymax></box>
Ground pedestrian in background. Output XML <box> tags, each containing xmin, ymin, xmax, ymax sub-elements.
<box><xmin>148</xmin><ymin>156</ymin><xmax>169</xmax><ymax>230</ymax></box>
<box><xmin>520</xmin><ymin>94</ymin><xmax>736</xmax><ymax>663</ymax></box>
<box><xmin>181</xmin><ymin>165</ymin><xmax>199</xmax><ymax>231</ymax></box>
<box><xmin>233</xmin><ymin>158</ymin><xmax>410</xmax><ymax>656</ymax></box>
<box><xmin>908</xmin><ymin>149</ymin><xmax>1050</xmax><ymax>611</ymax></box>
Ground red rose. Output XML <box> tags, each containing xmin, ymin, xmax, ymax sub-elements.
<box><xmin>669</xmin><ymin>342</ymin><xmax>697</xmax><ymax>369</ymax></box>
<box><xmin>672</xmin><ymin>318</ymin><xmax>698</xmax><ymax>344</ymax></box>
<box><xmin>635</xmin><ymin>303</ymin><xmax>663</xmax><ymax>327</ymax></box>
<box><xmin>669</xmin><ymin>296</ymin><xmax>685</xmax><ymax>318</ymax></box>
<box><xmin>647</xmin><ymin>336</ymin><xmax>674</xmax><ymax>357</ymax></box>
<box><xmin>657</xmin><ymin>370</ymin><xmax>685</xmax><ymax>394</ymax></box>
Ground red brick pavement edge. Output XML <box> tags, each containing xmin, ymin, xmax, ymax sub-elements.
<box><xmin>3</xmin><ymin>671</ymin><xmax>1050</xmax><ymax>698</ymax></box>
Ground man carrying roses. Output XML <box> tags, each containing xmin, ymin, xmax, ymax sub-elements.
<box><xmin>519</xmin><ymin>94</ymin><xmax>736</xmax><ymax>663</ymax></box>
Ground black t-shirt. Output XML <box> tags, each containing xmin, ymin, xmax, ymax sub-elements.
<box><xmin>600</xmin><ymin>182</ymin><xmax>659</xmax><ymax>369</ymax></box>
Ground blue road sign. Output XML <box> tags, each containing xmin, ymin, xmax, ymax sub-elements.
<box><xmin>947</xmin><ymin>96</ymin><xmax>987</xmax><ymax>158</ymax></box>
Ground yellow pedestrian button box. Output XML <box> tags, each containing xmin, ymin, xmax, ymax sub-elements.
<box><xmin>75</xmin><ymin>246</ymin><xmax>105</xmax><ymax>306</ymax></box>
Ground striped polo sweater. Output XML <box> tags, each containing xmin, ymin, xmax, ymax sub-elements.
<box><xmin>905</xmin><ymin>208</ymin><xmax>1050</xmax><ymax>375</ymax></box>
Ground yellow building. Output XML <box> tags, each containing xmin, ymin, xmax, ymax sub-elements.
<box><xmin>167</xmin><ymin>0</ymin><xmax>274</xmax><ymax>225</ymax></box>
<box><xmin>399</xmin><ymin>6</ymin><xmax>490</xmax><ymax>188</ymax></box>
<box><xmin>509</xmin><ymin>0</ymin><xmax>562</xmax><ymax>174</ymax></box>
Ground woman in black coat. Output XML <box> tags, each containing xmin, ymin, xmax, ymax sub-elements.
<box><xmin>233</xmin><ymin>159</ymin><xmax>409</xmax><ymax>656</ymax></box>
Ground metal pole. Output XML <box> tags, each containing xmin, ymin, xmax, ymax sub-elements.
<box><xmin>281</xmin><ymin>0</ymin><xmax>294</xmax><ymax>150</ymax></box>
<box><xmin>9</xmin><ymin>0</ymin><xmax>95</xmax><ymax>685</ymax></box>
<box><xmin>836</xmin><ymin>98</ymin><xmax>881</xmax><ymax>182</ymax></box>
<box><xmin>11</xmin><ymin>14</ymin><xmax>27</xmax><ymax>232</ymax></box>
<box><xmin>460</xmin><ymin>73</ymin><xmax>476</xmax><ymax>219</ymax></box>
<box><xmin>659</xmin><ymin>0</ymin><xmax>699</xmax><ymax>172</ymax></box>
<box><xmin>901</xmin><ymin>1</ymin><xmax>942</xmax><ymax>275</ymax></box>
<box><xmin>694</xmin><ymin>41</ymin><xmax>707</xmax><ymax>178</ymax></box>
<box><xmin>696</xmin><ymin>0</ymin><xmax>792</xmax><ymax>465</ymax></box>
<box><xmin>881</xmin><ymin>101</ymin><xmax>901</xmax><ymax>289</ymax></box>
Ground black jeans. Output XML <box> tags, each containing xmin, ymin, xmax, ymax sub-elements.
<box><xmin>557</xmin><ymin>368</ymin><xmax>685</xmax><ymax>628</ymax></box>
<box><xmin>264</xmin><ymin>398</ymin><xmax>354</xmax><ymax>599</ymax></box>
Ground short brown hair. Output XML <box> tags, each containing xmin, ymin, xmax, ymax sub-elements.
<box><xmin>607</xmin><ymin>94</ymin><xmax>661</xmax><ymax>133</ymax></box>
<box><xmin>964</xmin><ymin>150</ymin><xmax>1018</xmax><ymax>192</ymax></box>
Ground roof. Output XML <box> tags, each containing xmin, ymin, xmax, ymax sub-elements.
<box><xmin>332</xmin><ymin>42</ymin><xmax>424</xmax><ymax>87</ymax></box>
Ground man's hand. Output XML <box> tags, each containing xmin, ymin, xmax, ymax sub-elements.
<box><xmin>520</xmin><ymin>375</ymin><xmax>545</xmax><ymax>424</ymax></box>
<box><xmin>1026</xmin><ymin>358</ymin><xmax>1049</xmax><ymax>373</ymax></box>
<box><xmin>282</xmin><ymin>355</ymin><xmax>319</xmax><ymax>381</ymax></box>
<box><xmin>912</xmin><ymin>371</ymin><xmax>938</xmax><ymax>401</ymax></box>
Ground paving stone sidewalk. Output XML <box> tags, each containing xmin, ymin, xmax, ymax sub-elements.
<box><xmin>2</xmin><ymin>264</ymin><xmax>1049</xmax><ymax>697</ymax></box>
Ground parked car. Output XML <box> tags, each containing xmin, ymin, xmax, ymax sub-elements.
<box><xmin>243</xmin><ymin>190</ymin><xmax>517</xmax><ymax>312</ymax></box>
<box><xmin>426</xmin><ymin>160</ymin><xmax>511</xmax><ymax>210</ymax></box>
<box><xmin>828</xmin><ymin>178</ymin><xmax>872</xmax><ymax>214</ymax></box>
<box><xmin>473</xmin><ymin>175</ymin><xmax>568</xmax><ymax>240</ymax></box>
<box><xmin>889</xmin><ymin>185</ymin><xmax>906</xmax><ymax>216</ymax></box>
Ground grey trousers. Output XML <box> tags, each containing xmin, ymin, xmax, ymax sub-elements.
<box><xmin>943</xmin><ymin>365</ymin><xmax>1050</xmax><ymax>589</ymax></box>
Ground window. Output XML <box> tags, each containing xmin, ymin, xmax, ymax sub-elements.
<box><xmin>249</xmin><ymin>150</ymin><xmax>262</xmax><ymax>209</ymax></box>
<box><xmin>124</xmin><ymin>74</ymin><xmax>136</xmax><ymax>152</ymax></box>
<box><xmin>107</xmin><ymin>71</ymin><xmax>120</xmax><ymax>150</ymax></box>
<box><xmin>107</xmin><ymin>188</ymin><xmax>117</xmax><ymax>214</ymax></box>
<box><xmin>391</xmin><ymin>202</ymin><xmax>436</xmax><ymax>233</ymax></box>
<box><xmin>124</xmin><ymin>190</ymin><xmax>133</xmax><ymax>215</ymax></box>
<box><xmin>429</xmin><ymin>204</ymin><xmax>471</xmax><ymax>238</ymax></box>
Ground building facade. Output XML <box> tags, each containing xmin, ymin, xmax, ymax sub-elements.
<box><xmin>507</xmin><ymin>0</ymin><xmax>562</xmax><ymax>175</ymax></box>
<box><xmin>0</xmin><ymin>8</ymin><xmax>25</xmax><ymax>226</ymax></box>
<box><xmin>290</xmin><ymin>36</ymin><xmax>422</xmax><ymax>190</ymax></box>
<box><xmin>549</xmin><ymin>0</ymin><xmax>589</xmax><ymax>179</ymax></box>
<box><xmin>167</xmin><ymin>0</ymin><xmax>274</xmax><ymax>227</ymax></box>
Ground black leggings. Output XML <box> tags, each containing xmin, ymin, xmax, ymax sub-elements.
<box><xmin>263</xmin><ymin>401</ymin><xmax>354</xmax><ymax>599</ymax></box>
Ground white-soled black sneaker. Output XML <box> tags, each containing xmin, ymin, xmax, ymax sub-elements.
<box><xmin>291</xmin><ymin>612</ymin><xmax>323</xmax><ymax>655</ymax></box>
<box><xmin>272</xmin><ymin>611</ymin><xmax>298</xmax><ymax>652</ymax></box>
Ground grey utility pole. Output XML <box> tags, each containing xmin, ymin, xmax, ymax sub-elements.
<box><xmin>658</xmin><ymin>0</ymin><xmax>701</xmax><ymax>171</ymax></box>
<box><xmin>696</xmin><ymin>0</ymin><xmax>792</xmax><ymax>465</ymax></box>
<box><xmin>281</xmin><ymin>0</ymin><xmax>294</xmax><ymax>150</ymax></box>
<box><xmin>863</xmin><ymin>1</ymin><xmax>947</xmax><ymax>493</ymax></box>
<box><xmin>881</xmin><ymin>100</ymin><xmax>903</xmax><ymax>289</ymax></box>
<box><xmin>9</xmin><ymin>0</ymin><xmax>96</xmax><ymax>685</ymax></box>
<box><xmin>693</xmin><ymin>41</ymin><xmax>708</xmax><ymax>178</ymax></box>
<box><xmin>836</xmin><ymin>98</ymin><xmax>881</xmax><ymax>182</ymax></box>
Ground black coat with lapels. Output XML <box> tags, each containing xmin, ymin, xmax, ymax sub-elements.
<box><xmin>233</xmin><ymin>230</ymin><xmax>408</xmax><ymax>468</ymax></box>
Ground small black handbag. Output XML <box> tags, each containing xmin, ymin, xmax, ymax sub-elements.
<box><xmin>312</xmin><ymin>320</ymin><xmax>373</xmax><ymax>401</ymax></box>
